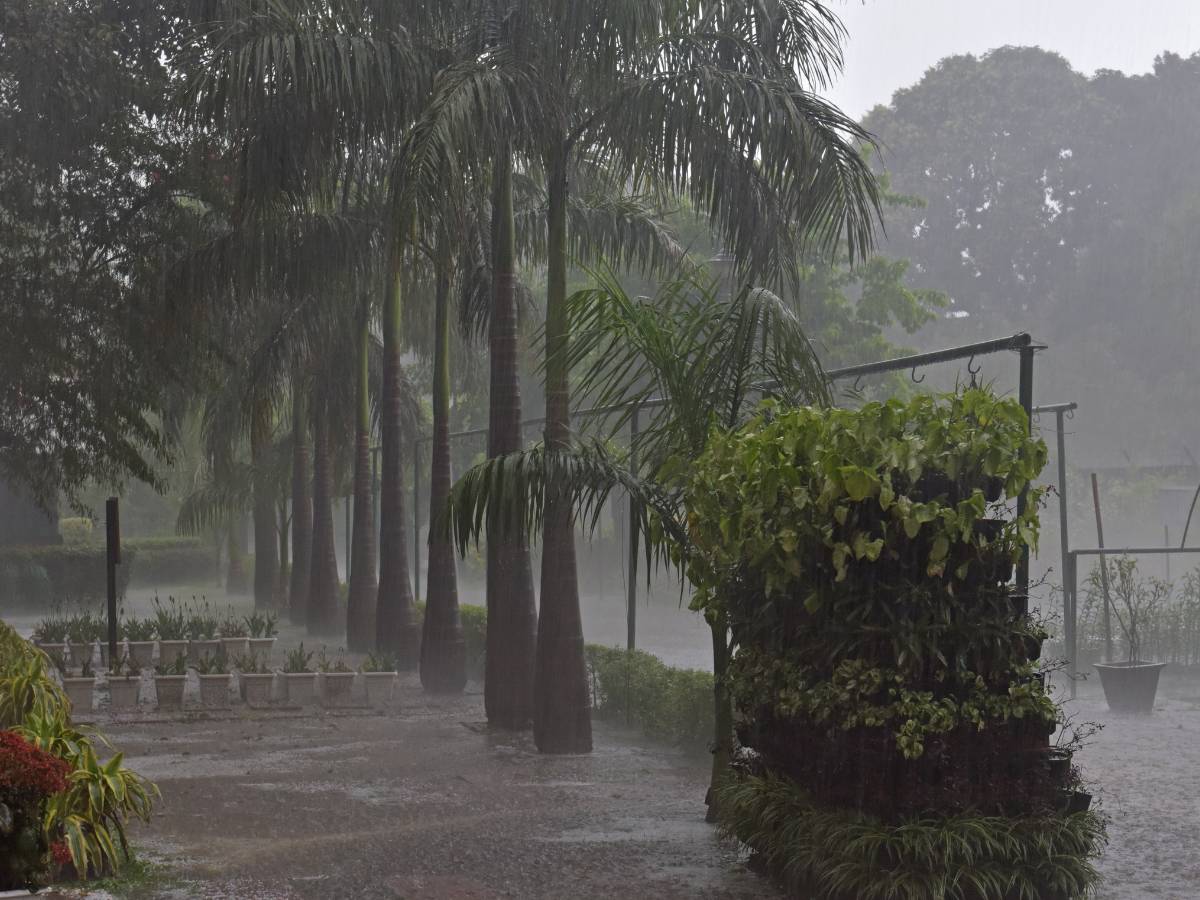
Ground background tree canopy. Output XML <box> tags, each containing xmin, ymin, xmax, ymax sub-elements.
<box><xmin>865</xmin><ymin>46</ymin><xmax>1200</xmax><ymax>466</ymax></box>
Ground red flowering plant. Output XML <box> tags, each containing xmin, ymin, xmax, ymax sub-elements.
<box><xmin>0</xmin><ymin>729</ymin><xmax>70</xmax><ymax>891</ymax></box>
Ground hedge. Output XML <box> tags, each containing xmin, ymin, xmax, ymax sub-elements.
<box><xmin>0</xmin><ymin>546</ymin><xmax>133</xmax><ymax>607</ymax></box>
<box><xmin>585</xmin><ymin>645</ymin><xmax>714</xmax><ymax>750</ymax></box>
<box><xmin>124</xmin><ymin>537</ymin><xmax>218</xmax><ymax>587</ymax></box>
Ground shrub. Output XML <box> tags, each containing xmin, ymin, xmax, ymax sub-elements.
<box><xmin>0</xmin><ymin>547</ymin><xmax>133</xmax><ymax>608</ymax></box>
<box><xmin>58</xmin><ymin>518</ymin><xmax>94</xmax><ymax>546</ymax></box>
<box><xmin>0</xmin><ymin>729</ymin><xmax>70</xmax><ymax>891</ymax></box>
<box><xmin>125</xmin><ymin>537</ymin><xmax>217</xmax><ymax>588</ymax></box>
<box><xmin>716</xmin><ymin>772</ymin><xmax>1106</xmax><ymax>900</ymax></box>
<box><xmin>585</xmin><ymin>645</ymin><xmax>713</xmax><ymax>749</ymax></box>
<box><xmin>0</xmin><ymin>621</ymin><xmax>156</xmax><ymax>884</ymax></box>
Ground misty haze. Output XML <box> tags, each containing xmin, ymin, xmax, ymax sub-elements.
<box><xmin>1</xmin><ymin>1</ymin><xmax>1197</xmax><ymax>898</ymax></box>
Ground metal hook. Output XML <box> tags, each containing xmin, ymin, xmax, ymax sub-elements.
<box><xmin>1065</xmin><ymin>408</ymin><xmax>1075</xmax><ymax>421</ymax></box>
<box><xmin>967</xmin><ymin>355</ymin><xmax>981</xmax><ymax>388</ymax></box>
<box><xmin>911</xmin><ymin>366</ymin><xmax>925</xmax><ymax>385</ymax></box>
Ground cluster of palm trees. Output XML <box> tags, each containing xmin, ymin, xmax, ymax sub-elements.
<box><xmin>164</xmin><ymin>0</ymin><xmax>879</xmax><ymax>754</ymax></box>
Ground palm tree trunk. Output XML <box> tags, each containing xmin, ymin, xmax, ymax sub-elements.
<box><xmin>226</xmin><ymin>516</ymin><xmax>249</xmax><ymax>594</ymax></box>
<box><xmin>347</xmin><ymin>303</ymin><xmax>378</xmax><ymax>651</ymax></box>
<box><xmin>276</xmin><ymin>497</ymin><xmax>289</xmax><ymax>607</ymax></box>
<box><xmin>534</xmin><ymin>141</ymin><xmax>592</xmax><ymax>754</ymax></box>
<box><xmin>375</xmin><ymin>241</ymin><xmax>420</xmax><ymax>666</ymax></box>
<box><xmin>308</xmin><ymin>396</ymin><xmax>340</xmax><ymax>635</ymax></box>
<box><xmin>251</xmin><ymin>396</ymin><xmax>279</xmax><ymax>609</ymax></box>
<box><xmin>289</xmin><ymin>382</ymin><xmax>312</xmax><ymax>624</ymax></box>
<box><xmin>706</xmin><ymin>611</ymin><xmax>733</xmax><ymax>822</ymax></box>
<box><xmin>486</xmin><ymin>146</ymin><xmax>538</xmax><ymax>727</ymax></box>
<box><xmin>421</xmin><ymin>235</ymin><xmax>466</xmax><ymax>693</ymax></box>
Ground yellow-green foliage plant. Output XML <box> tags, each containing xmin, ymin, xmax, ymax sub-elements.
<box><xmin>0</xmin><ymin>620</ymin><xmax>157</xmax><ymax>880</ymax></box>
<box><xmin>684</xmin><ymin>389</ymin><xmax>1104</xmax><ymax>897</ymax></box>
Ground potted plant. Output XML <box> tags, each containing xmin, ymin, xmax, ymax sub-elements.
<box><xmin>186</xmin><ymin>599</ymin><xmax>221</xmax><ymax>664</ymax></box>
<box><xmin>1091</xmin><ymin>557</ymin><xmax>1170</xmax><ymax>713</ymax></box>
<box><xmin>317</xmin><ymin>647</ymin><xmax>355</xmax><ymax>707</ymax></box>
<box><xmin>195</xmin><ymin>649</ymin><xmax>232</xmax><ymax>708</ymax></box>
<box><xmin>60</xmin><ymin>656</ymin><xmax>96</xmax><ymax>714</ymax></box>
<box><xmin>282</xmin><ymin>644</ymin><xmax>317</xmax><ymax>707</ymax></box>
<box><xmin>65</xmin><ymin>611</ymin><xmax>102</xmax><ymax>670</ymax></box>
<box><xmin>31</xmin><ymin>614</ymin><xmax>69</xmax><ymax>657</ymax></box>
<box><xmin>245</xmin><ymin>611</ymin><xmax>278</xmax><ymax>661</ymax></box>
<box><xmin>107</xmin><ymin>654</ymin><xmax>142</xmax><ymax>711</ymax></box>
<box><xmin>152</xmin><ymin>595</ymin><xmax>190</xmax><ymax>668</ymax></box>
<box><xmin>234</xmin><ymin>653</ymin><xmax>275</xmax><ymax>708</ymax></box>
<box><xmin>218</xmin><ymin>609</ymin><xmax>251</xmax><ymax>659</ymax></box>
<box><xmin>121</xmin><ymin>615</ymin><xmax>157</xmax><ymax>669</ymax></box>
<box><xmin>360</xmin><ymin>651</ymin><xmax>399</xmax><ymax>708</ymax></box>
<box><xmin>154</xmin><ymin>655</ymin><xmax>188</xmax><ymax>709</ymax></box>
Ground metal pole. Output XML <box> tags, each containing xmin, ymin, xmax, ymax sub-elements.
<box><xmin>1016</xmin><ymin>346</ymin><xmax>1034</xmax><ymax>593</ymax></box>
<box><xmin>627</xmin><ymin>406</ymin><xmax>640</xmax><ymax>652</ymax></box>
<box><xmin>105</xmin><ymin>497</ymin><xmax>120</xmax><ymax>666</ymax></box>
<box><xmin>1068</xmin><ymin>551</ymin><xmax>1077</xmax><ymax>699</ymax></box>
<box><xmin>1090</xmin><ymin>473</ymin><xmax>1113</xmax><ymax>662</ymax></box>
<box><xmin>413</xmin><ymin>446</ymin><xmax>421</xmax><ymax>602</ymax></box>
<box><xmin>1054</xmin><ymin>407</ymin><xmax>1071</xmax><ymax>696</ymax></box>
<box><xmin>1166</xmin><ymin>526</ymin><xmax>1171</xmax><ymax>583</ymax></box>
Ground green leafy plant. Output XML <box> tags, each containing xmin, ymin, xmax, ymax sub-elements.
<box><xmin>109</xmin><ymin>654</ymin><xmax>142</xmax><ymax>678</ymax></box>
<box><xmin>243</xmin><ymin>611</ymin><xmax>278</xmax><ymax>639</ymax></box>
<box><xmin>232</xmin><ymin>654</ymin><xmax>271</xmax><ymax>675</ymax></box>
<box><xmin>194</xmin><ymin>651</ymin><xmax>229</xmax><ymax>676</ymax></box>
<box><xmin>216</xmin><ymin>608</ymin><xmax>248</xmax><ymax>638</ymax></box>
<box><xmin>153</xmin><ymin>656</ymin><xmax>187</xmax><ymax>677</ymax></box>
<box><xmin>716</xmin><ymin>771</ymin><xmax>1106</xmax><ymax>900</ymax></box>
<box><xmin>119</xmin><ymin>617</ymin><xmax>156</xmax><ymax>643</ymax></box>
<box><xmin>65</xmin><ymin>612</ymin><xmax>105</xmax><ymax>645</ymax></box>
<box><xmin>360</xmin><ymin>651</ymin><xmax>399</xmax><ymax>673</ymax></box>
<box><xmin>184</xmin><ymin>598</ymin><xmax>217</xmax><ymax>641</ymax></box>
<box><xmin>586</xmin><ymin>645</ymin><xmax>713</xmax><ymax>748</ymax></box>
<box><xmin>149</xmin><ymin>596</ymin><xmax>188</xmax><ymax>641</ymax></box>
<box><xmin>282</xmin><ymin>644</ymin><xmax>314</xmax><ymax>674</ymax></box>
<box><xmin>315</xmin><ymin>647</ymin><xmax>350</xmax><ymax>674</ymax></box>
<box><xmin>1084</xmin><ymin>556</ymin><xmax>1170</xmax><ymax>663</ymax></box>
<box><xmin>31</xmin><ymin>615</ymin><xmax>69</xmax><ymax>644</ymax></box>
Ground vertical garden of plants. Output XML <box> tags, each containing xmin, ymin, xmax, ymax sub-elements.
<box><xmin>686</xmin><ymin>389</ymin><xmax>1106</xmax><ymax>899</ymax></box>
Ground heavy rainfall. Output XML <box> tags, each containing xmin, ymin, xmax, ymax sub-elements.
<box><xmin>0</xmin><ymin>1</ymin><xmax>1197</xmax><ymax>898</ymax></box>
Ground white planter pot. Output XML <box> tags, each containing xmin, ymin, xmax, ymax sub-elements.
<box><xmin>126</xmin><ymin>641</ymin><xmax>156</xmax><ymax>669</ymax></box>
<box><xmin>36</xmin><ymin>643</ymin><xmax>68</xmax><ymax>668</ymax></box>
<box><xmin>68</xmin><ymin>641</ymin><xmax>94</xmax><ymax>670</ymax></box>
<box><xmin>62</xmin><ymin>677</ymin><xmax>96</xmax><ymax>714</ymax></box>
<box><xmin>157</xmin><ymin>640</ymin><xmax>188</xmax><ymax>668</ymax></box>
<box><xmin>240</xmin><ymin>672</ymin><xmax>275</xmax><ymax>708</ymax></box>
<box><xmin>247</xmin><ymin>637</ymin><xmax>276</xmax><ymax>661</ymax></box>
<box><xmin>361</xmin><ymin>672</ymin><xmax>397</xmax><ymax>707</ymax></box>
<box><xmin>108</xmin><ymin>676</ymin><xmax>141</xmax><ymax>710</ymax></box>
<box><xmin>189</xmin><ymin>639</ymin><xmax>223</xmax><ymax>665</ymax></box>
<box><xmin>155</xmin><ymin>675</ymin><xmax>186</xmax><ymax>710</ymax></box>
<box><xmin>320</xmin><ymin>672</ymin><xmax>356</xmax><ymax>707</ymax></box>
<box><xmin>284</xmin><ymin>672</ymin><xmax>317</xmax><ymax>707</ymax></box>
<box><xmin>197</xmin><ymin>673</ymin><xmax>231</xmax><ymax>708</ymax></box>
<box><xmin>221</xmin><ymin>636</ymin><xmax>251</xmax><ymax>660</ymax></box>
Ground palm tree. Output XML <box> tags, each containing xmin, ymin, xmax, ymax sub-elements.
<box><xmin>346</xmin><ymin>299</ymin><xmax>378</xmax><ymax>650</ymax></box>
<box><xmin>289</xmin><ymin>377</ymin><xmax>312</xmax><ymax>623</ymax></box>
<box><xmin>250</xmin><ymin>395</ymin><xmax>279</xmax><ymax>608</ymax></box>
<box><xmin>308</xmin><ymin>387</ymin><xmax>341</xmax><ymax>635</ymax></box>
<box><xmin>446</xmin><ymin>269</ymin><xmax>833</xmax><ymax>808</ymax></box>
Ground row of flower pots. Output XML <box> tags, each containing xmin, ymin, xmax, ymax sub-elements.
<box><xmin>37</xmin><ymin>637</ymin><xmax>277</xmax><ymax>671</ymax></box>
<box><xmin>61</xmin><ymin>668</ymin><xmax>397</xmax><ymax>713</ymax></box>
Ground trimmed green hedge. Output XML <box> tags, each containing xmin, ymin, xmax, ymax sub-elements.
<box><xmin>585</xmin><ymin>645</ymin><xmax>713</xmax><ymax>749</ymax></box>
<box><xmin>125</xmin><ymin>537</ymin><xmax>217</xmax><ymax>587</ymax></box>
<box><xmin>0</xmin><ymin>546</ymin><xmax>133</xmax><ymax>607</ymax></box>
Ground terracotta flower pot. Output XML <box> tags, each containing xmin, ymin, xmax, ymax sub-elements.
<box><xmin>62</xmin><ymin>677</ymin><xmax>96</xmax><ymax>714</ymax></box>
<box><xmin>239</xmin><ymin>672</ymin><xmax>275</xmax><ymax>708</ymax></box>
<box><xmin>155</xmin><ymin>675</ymin><xmax>186</xmax><ymax>710</ymax></box>
<box><xmin>284</xmin><ymin>672</ymin><xmax>317</xmax><ymax>707</ymax></box>
<box><xmin>198</xmin><ymin>673</ymin><xmax>231</xmax><ymax>708</ymax></box>
<box><xmin>1095</xmin><ymin>660</ymin><xmax>1166</xmax><ymax>714</ymax></box>
<box><xmin>361</xmin><ymin>672</ymin><xmax>397</xmax><ymax>708</ymax></box>
<box><xmin>320</xmin><ymin>672</ymin><xmax>356</xmax><ymax>708</ymax></box>
<box><xmin>108</xmin><ymin>675</ymin><xmax>141</xmax><ymax>710</ymax></box>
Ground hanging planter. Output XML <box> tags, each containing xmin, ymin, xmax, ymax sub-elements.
<box><xmin>1094</xmin><ymin>661</ymin><xmax>1165</xmax><ymax>714</ymax></box>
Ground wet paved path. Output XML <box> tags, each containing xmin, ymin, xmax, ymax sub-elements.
<box><xmin>73</xmin><ymin>678</ymin><xmax>771</xmax><ymax>899</ymax></box>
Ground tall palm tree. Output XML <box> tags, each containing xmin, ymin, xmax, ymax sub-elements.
<box><xmin>308</xmin><ymin>387</ymin><xmax>341</xmax><ymax>634</ymax></box>
<box><xmin>289</xmin><ymin>377</ymin><xmax>312</xmax><ymax>623</ymax></box>
<box><xmin>447</xmin><ymin>269</ymin><xmax>833</xmax><ymax>806</ymax></box>
<box><xmin>250</xmin><ymin>395</ymin><xmax>279</xmax><ymax>608</ymax></box>
<box><xmin>347</xmin><ymin>298</ymin><xmax>378</xmax><ymax>650</ymax></box>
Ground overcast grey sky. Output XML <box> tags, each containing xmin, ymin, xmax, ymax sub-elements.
<box><xmin>826</xmin><ymin>0</ymin><xmax>1200</xmax><ymax>117</ymax></box>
